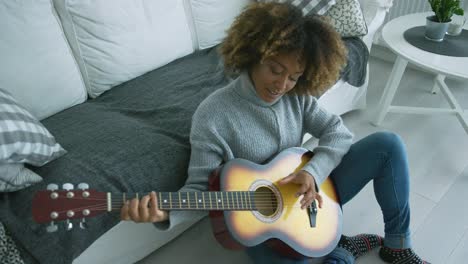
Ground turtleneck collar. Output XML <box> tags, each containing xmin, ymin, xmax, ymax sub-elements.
<box><xmin>234</xmin><ymin>71</ymin><xmax>281</xmax><ymax>107</ymax></box>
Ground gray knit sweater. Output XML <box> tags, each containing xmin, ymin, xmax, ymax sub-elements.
<box><xmin>158</xmin><ymin>71</ymin><xmax>353</xmax><ymax>230</ymax></box>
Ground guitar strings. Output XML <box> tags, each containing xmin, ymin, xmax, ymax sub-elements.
<box><xmin>52</xmin><ymin>202</ymin><xmax>314</xmax><ymax>216</ymax></box>
<box><xmin>49</xmin><ymin>192</ymin><xmax>321</xmax><ymax>215</ymax></box>
<box><xmin>53</xmin><ymin>198</ymin><xmax>313</xmax><ymax>205</ymax></box>
<box><xmin>63</xmin><ymin>192</ymin><xmax>311</xmax><ymax>202</ymax></box>
<box><xmin>57</xmin><ymin>205</ymin><xmax>310</xmax><ymax>215</ymax></box>
<box><xmin>62</xmin><ymin>196</ymin><xmax>316</xmax><ymax>206</ymax></box>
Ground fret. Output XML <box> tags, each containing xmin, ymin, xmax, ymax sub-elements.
<box><xmin>169</xmin><ymin>192</ymin><xmax>173</xmax><ymax>209</ymax></box>
<box><xmin>244</xmin><ymin>192</ymin><xmax>248</xmax><ymax>210</ymax></box>
<box><xmin>239</xmin><ymin>191</ymin><xmax>243</xmax><ymax>209</ymax></box>
<box><xmin>215</xmin><ymin>192</ymin><xmax>219</xmax><ymax>209</ymax></box>
<box><xmin>190</xmin><ymin>192</ymin><xmax>198</xmax><ymax>209</ymax></box>
<box><xmin>209</xmin><ymin>192</ymin><xmax>212</xmax><ymax>209</ymax></box>
<box><xmin>225</xmin><ymin>191</ymin><xmax>230</xmax><ymax>210</ymax></box>
<box><xmin>187</xmin><ymin>192</ymin><xmax>190</xmax><ymax>209</ymax></box>
<box><xmin>240</xmin><ymin>191</ymin><xmax>244</xmax><ymax>210</ymax></box>
<box><xmin>202</xmin><ymin>192</ymin><xmax>206</xmax><ymax>209</ymax></box>
<box><xmin>220</xmin><ymin>192</ymin><xmax>224</xmax><ymax>209</ymax></box>
<box><xmin>160</xmin><ymin>192</ymin><xmax>169</xmax><ymax>210</ymax></box>
<box><xmin>178</xmin><ymin>192</ymin><xmax>182</xmax><ymax>209</ymax></box>
<box><xmin>158</xmin><ymin>192</ymin><xmax>162</xmax><ymax>209</ymax></box>
<box><xmin>245</xmin><ymin>192</ymin><xmax>249</xmax><ymax>210</ymax></box>
<box><xmin>230</xmin><ymin>192</ymin><xmax>235</xmax><ymax>210</ymax></box>
<box><xmin>236</xmin><ymin>192</ymin><xmax>239</xmax><ymax>210</ymax></box>
<box><xmin>183</xmin><ymin>192</ymin><xmax>190</xmax><ymax>209</ymax></box>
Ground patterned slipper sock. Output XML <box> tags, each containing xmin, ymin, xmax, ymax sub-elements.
<box><xmin>337</xmin><ymin>234</ymin><xmax>383</xmax><ymax>258</ymax></box>
<box><xmin>379</xmin><ymin>246</ymin><xmax>431</xmax><ymax>264</ymax></box>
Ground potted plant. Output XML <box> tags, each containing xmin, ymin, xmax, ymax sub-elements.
<box><xmin>425</xmin><ymin>0</ymin><xmax>464</xmax><ymax>41</ymax></box>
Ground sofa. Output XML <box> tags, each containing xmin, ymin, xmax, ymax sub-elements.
<box><xmin>0</xmin><ymin>0</ymin><xmax>392</xmax><ymax>263</ymax></box>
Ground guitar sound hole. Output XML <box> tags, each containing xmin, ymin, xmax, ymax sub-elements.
<box><xmin>254</xmin><ymin>187</ymin><xmax>278</xmax><ymax>217</ymax></box>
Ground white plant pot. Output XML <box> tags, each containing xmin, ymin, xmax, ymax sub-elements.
<box><xmin>425</xmin><ymin>15</ymin><xmax>451</xmax><ymax>42</ymax></box>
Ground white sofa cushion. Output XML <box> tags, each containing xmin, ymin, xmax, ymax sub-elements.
<box><xmin>53</xmin><ymin>0</ymin><xmax>194</xmax><ymax>98</ymax></box>
<box><xmin>189</xmin><ymin>0</ymin><xmax>253</xmax><ymax>50</ymax></box>
<box><xmin>0</xmin><ymin>0</ymin><xmax>87</xmax><ymax>120</ymax></box>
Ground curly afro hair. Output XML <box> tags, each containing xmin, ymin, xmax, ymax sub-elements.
<box><xmin>219</xmin><ymin>2</ymin><xmax>347</xmax><ymax>96</ymax></box>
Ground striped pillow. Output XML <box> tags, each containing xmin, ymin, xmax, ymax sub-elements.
<box><xmin>257</xmin><ymin>0</ymin><xmax>336</xmax><ymax>15</ymax></box>
<box><xmin>0</xmin><ymin>163</ymin><xmax>42</xmax><ymax>192</ymax></box>
<box><xmin>0</xmin><ymin>89</ymin><xmax>66</xmax><ymax>166</ymax></box>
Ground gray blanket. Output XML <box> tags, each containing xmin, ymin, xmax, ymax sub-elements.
<box><xmin>0</xmin><ymin>39</ymin><xmax>367</xmax><ymax>264</ymax></box>
<box><xmin>341</xmin><ymin>37</ymin><xmax>369</xmax><ymax>87</ymax></box>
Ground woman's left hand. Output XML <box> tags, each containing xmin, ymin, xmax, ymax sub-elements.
<box><xmin>279</xmin><ymin>170</ymin><xmax>323</xmax><ymax>210</ymax></box>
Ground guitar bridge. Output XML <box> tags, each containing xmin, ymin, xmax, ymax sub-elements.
<box><xmin>308</xmin><ymin>201</ymin><xmax>318</xmax><ymax>228</ymax></box>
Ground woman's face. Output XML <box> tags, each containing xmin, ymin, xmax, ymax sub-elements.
<box><xmin>249</xmin><ymin>52</ymin><xmax>305</xmax><ymax>103</ymax></box>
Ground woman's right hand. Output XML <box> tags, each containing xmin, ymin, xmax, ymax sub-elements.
<box><xmin>120</xmin><ymin>191</ymin><xmax>169</xmax><ymax>223</ymax></box>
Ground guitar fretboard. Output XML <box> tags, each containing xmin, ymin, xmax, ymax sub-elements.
<box><xmin>157</xmin><ymin>192</ymin><xmax>257</xmax><ymax>211</ymax></box>
<box><xmin>112</xmin><ymin>191</ymin><xmax>259</xmax><ymax>211</ymax></box>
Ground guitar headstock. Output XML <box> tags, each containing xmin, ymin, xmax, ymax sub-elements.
<box><xmin>32</xmin><ymin>183</ymin><xmax>107</xmax><ymax>232</ymax></box>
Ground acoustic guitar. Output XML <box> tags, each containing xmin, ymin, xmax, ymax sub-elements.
<box><xmin>32</xmin><ymin>147</ymin><xmax>342</xmax><ymax>258</ymax></box>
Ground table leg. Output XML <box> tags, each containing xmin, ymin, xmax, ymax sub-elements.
<box><xmin>372</xmin><ymin>56</ymin><xmax>408</xmax><ymax>126</ymax></box>
<box><xmin>436</xmin><ymin>75</ymin><xmax>468</xmax><ymax>133</ymax></box>
<box><xmin>431</xmin><ymin>75</ymin><xmax>440</xmax><ymax>94</ymax></box>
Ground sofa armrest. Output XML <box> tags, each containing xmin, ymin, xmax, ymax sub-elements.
<box><xmin>359</xmin><ymin>0</ymin><xmax>393</xmax><ymax>50</ymax></box>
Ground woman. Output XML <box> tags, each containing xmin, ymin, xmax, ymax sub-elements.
<box><xmin>121</xmin><ymin>2</ymin><xmax>428</xmax><ymax>263</ymax></box>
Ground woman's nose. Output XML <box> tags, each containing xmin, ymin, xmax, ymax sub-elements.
<box><xmin>274</xmin><ymin>75</ymin><xmax>289</xmax><ymax>92</ymax></box>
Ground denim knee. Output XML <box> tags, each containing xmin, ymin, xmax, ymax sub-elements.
<box><xmin>370</xmin><ymin>131</ymin><xmax>406</xmax><ymax>157</ymax></box>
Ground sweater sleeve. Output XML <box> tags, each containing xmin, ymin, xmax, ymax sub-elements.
<box><xmin>300</xmin><ymin>96</ymin><xmax>354</xmax><ymax>186</ymax></box>
<box><xmin>154</xmin><ymin>104</ymin><xmax>226</xmax><ymax>231</ymax></box>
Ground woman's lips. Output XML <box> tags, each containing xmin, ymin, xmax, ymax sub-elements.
<box><xmin>267</xmin><ymin>88</ymin><xmax>280</xmax><ymax>96</ymax></box>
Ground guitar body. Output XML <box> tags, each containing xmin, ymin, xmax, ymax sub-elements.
<box><xmin>209</xmin><ymin>147</ymin><xmax>342</xmax><ymax>258</ymax></box>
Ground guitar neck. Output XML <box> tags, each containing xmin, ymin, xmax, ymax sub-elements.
<box><xmin>112</xmin><ymin>191</ymin><xmax>258</xmax><ymax>211</ymax></box>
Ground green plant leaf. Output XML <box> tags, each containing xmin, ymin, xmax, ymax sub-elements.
<box><xmin>428</xmin><ymin>0</ymin><xmax>464</xmax><ymax>22</ymax></box>
<box><xmin>454</xmin><ymin>8</ymin><xmax>464</xmax><ymax>16</ymax></box>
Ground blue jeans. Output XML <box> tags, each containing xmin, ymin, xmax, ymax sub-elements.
<box><xmin>246</xmin><ymin>132</ymin><xmax>412</xmax><ymax>263</ymax></box>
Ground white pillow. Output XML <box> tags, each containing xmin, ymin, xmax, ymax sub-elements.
<box><xmin>0</xmin><ymin>0</ymin><xmax>87</xmax><ymax>120</ymax></box>
<box><xmin>324</xmin><ymin>0</ymin><xmax>368</xmax><ymax>37</ymax></box>
<box><xmin>189</xmin><ymin>0</ymin><xmax>253</xmax><ymax>50</ymax></box>
<box><xmin>53</xmin><ymin>0</ymin><xmax>194</xmax><ymax>98</ymax></box>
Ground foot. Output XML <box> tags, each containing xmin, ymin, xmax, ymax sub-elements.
<box><xmin>338</xmin><ymin>234</ymin><xmax>383</xmax><ymax>258</ymax></box>
<box><xmin>379</xmin><ymin>246</ymin><xmax>431</xmax><ymax>264</ymax></box>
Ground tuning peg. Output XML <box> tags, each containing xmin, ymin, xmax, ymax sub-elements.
<box><xmin>46</xmin><ymin>222</ymin><xmax>58</xmax><ymax>233</ymax></box>
<box><xmin>78</xmin><ymin>183</ymin><xmax>89</xmax><ymax>190</ymax></box>
<box><xmin>79</xmin><ymin>218</ymin><xmax>88</xmax><ymax>230</ymax></box>
<box><xmin>62</xmin><ymin>183</ymin><xmax>74</xmax><ymax>191</ymax></box>
<box><xmin>65</xmin><ymin>219</ymin><xmax>73</xmax><ymax>231</ymax></box>
<box><xmin>47</xmin><ymin>184</ymin><xmax>59</xmax><ymax>191</ymax></box>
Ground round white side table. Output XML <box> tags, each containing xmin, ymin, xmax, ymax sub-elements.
<box><xmin>372</xmin><ymin>12</ymin><xmax>468</xmax><ymax>133</ymax></box>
